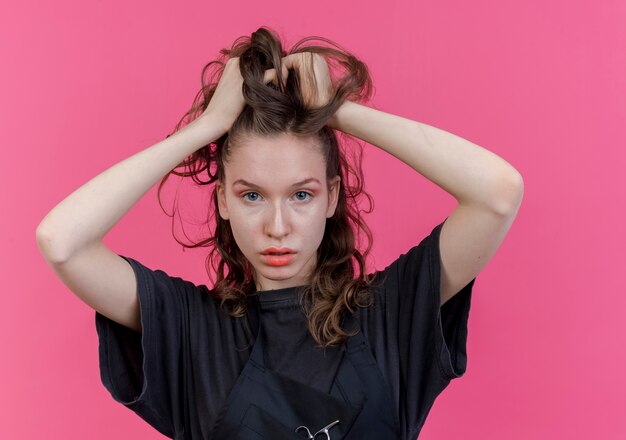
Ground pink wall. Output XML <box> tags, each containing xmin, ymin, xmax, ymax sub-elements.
<box><xmin>3</xmin><ymin>0</ymin><xmax>625</xmax><ymax>438</ymax></box>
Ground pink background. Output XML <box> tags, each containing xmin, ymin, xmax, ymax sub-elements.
<box><xmin>3</xmin><ymin>0</ymin><xmax>624</xmax><ymax>438</ymax></box>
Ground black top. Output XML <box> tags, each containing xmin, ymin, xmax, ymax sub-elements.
<box><xmin>256</xmin><ymin>285</ymin><xmax>347</xmax><ymax>395</ymax></box>
<box><xmin>95</xmin><ymin>218</ymin><xmax>475</xmax><ymax>439</ymax></box>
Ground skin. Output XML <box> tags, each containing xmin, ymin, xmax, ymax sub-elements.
<box><xmin>216</xmin><ymin>132</ymin><xmax>341</xmax><ymax>291</ymax></box>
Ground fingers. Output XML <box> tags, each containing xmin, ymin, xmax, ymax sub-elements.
<box><xmin>280</xmin><ymin>53</ymin><xmax>298</xmax><ymax>70</ymax></box>
<box><xmin>257</xmin><ymin>53</ymin><xmax>316</xmax><ymax>86</ymax></box>
<box><xmin>263</xmin><ymin>65</ymin><xmax>289</xmax><ymax>87</ymax></box>
<box><xmin>262</xmin><ymin>52</ymin><xmax>321</xmax><ymax>90</ymax></box>
<box><xmin>262</xmin><ymin>68</ymin><xmax>276</xmax><ymax>84</ymax></box>
<box><xmin>282</xmin><ymin>64</ymin><xmax>289</xmax><ymax>81</ymax></box>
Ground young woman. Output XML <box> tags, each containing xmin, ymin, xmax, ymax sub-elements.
<box><xmin>36</xmin><ymin>27</ymin><xmax>523</xmax><ymax>439</ymax></box>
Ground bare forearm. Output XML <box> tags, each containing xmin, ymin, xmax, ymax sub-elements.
<box><xmin>329</xmin><ymin>101</ymin><xmax>523</xmax><ymax>213</ymax></box>
<box><xmin>36</xmin><ymin>114</ymin><xmax>226</xmax><ymax>261</ymax></box>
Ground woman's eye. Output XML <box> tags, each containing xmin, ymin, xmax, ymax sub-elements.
<box><xmin>243</xmin><ymin>192</ymin><xmax>261</xmax><ymax>202</ymax></box>
<box><xmin>294</xmin><ymin>191</ymin><xmax>312</xmax><ymax>201</ymax></box>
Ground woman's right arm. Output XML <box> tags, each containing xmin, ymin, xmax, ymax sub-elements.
<box><xmin>35</xmin><ymin>113</ymin><xmax>227</xmax><ymax>332</ymax></box>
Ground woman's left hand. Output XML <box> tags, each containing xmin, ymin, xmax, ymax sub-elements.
<box><xmin>268</xmin><ymin>52</ymin><xmax>334</xmax><ymax>109</ymax></box>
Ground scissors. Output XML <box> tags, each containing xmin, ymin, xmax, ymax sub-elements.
<box><xmin>295</xmin><ymin>419</ymin><xmax>340</xmax><ymax>439</ymax></box>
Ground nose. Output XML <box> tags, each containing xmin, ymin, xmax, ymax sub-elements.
<box><xmin>264</xmin><ymin>202</ymin><xmax>290</xmax><ymax>239</ymax></box>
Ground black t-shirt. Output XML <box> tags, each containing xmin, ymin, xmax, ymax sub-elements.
<box><xmin>95</xmin><ymin>218</ymin><xmax>475</xmax><ymax>439</ymax></box>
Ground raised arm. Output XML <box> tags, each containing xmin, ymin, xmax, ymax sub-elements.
<box><xmin>36</xmin><ymin>56</ymin><xmax>267</xmax><ymax>259</ymax></box>
<box><xmin>35</xmin><ymin>115</ymin><xmax>224</xmax><ymax>261</ymax></box>
<box><xmin>328</xmin><ymin>101</ymin><xmax>524</xmax><ymax>305</ymax></box>
<box><xmin>35</xmin><ymin>113</ymin><xmax>226</xmax><ymax>331</ymax></box>
<box><xmin>35</xmin><ymin>56</ymin><xmax>268</xmax><ymax>332</ymax></box>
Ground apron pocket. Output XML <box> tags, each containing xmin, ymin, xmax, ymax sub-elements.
<box><xmin>239</xmin><ymin>403</ymin><xmax>301</xmax><ymax>439</ymax></box>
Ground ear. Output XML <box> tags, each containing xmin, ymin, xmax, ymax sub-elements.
<box><xmin>326</xmin><ymin>176</ymin><xmax>341</xmax><ymax>218</ymax></box>
<box><xmin>216</xmin><ymin>181</ymin><xmax>230</xmax><ymax>220</ymax></box>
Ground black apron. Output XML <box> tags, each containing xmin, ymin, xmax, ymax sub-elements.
<box><xmin>208</xmin><ymin>295</ymin><xmax>401</xmax><ymax>439</ymax></box>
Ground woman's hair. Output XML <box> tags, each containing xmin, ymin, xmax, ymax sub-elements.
<box><xmin>157</xmin><ymin>26</ymin><xmax>380</xmax><ymax>348</ymax></box>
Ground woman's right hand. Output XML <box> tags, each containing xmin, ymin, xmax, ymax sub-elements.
<box><xmin>200</xmin><ymin>57</ymin><xmax>286</xmax><ymax>135</ymax></box>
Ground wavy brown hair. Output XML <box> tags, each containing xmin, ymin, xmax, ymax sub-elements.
<box><xmin>157</xmin><ymin>26</ymin><xmax>381</xmax><ymax>348</ymax></box>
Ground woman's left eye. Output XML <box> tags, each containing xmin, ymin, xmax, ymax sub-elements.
<box><xmin>294</xmin><ymin>191</ymin><xmax>312</xmax><ymax>201</ymax></box>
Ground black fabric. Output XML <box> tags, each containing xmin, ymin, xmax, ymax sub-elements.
<box><xmin>94</xmin><ymin>217</ymin><xmax>475</xmax><ymax>439</ymax></box>
<box><xmin>358</xmin><ymin>218</ymin><xmax>475</xmax><ymax>439</ymax></box>
<box><xmin>209</xmin><ymin>296</ymin><xmax>400</xmax><ymax>439</ymax></box>
<box><xmin>256</xmin><ymin>286</ymin><xmax>345</xmax><ymax>395</ymax></box>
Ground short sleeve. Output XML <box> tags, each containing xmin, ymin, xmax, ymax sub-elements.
<box><xmin>359</xmin><ymin>217</ymin><xmax>476</xmax><ymax>439</ymax></box>
<box><xmin>94</xmin><ymin>255</ymin><xmax>196</xmax><ymax>438</ymax></box>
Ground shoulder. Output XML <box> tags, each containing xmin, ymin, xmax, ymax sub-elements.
<box><xmin>116</xmin><ymin>255</ymin><xmax>226</xmax><ymax>321</ymax></box>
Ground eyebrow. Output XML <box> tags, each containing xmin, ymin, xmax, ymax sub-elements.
<box><xmin>232</xmin><ymin>178</ymin><xmax>322</xmax><ymax>189</ymax></box>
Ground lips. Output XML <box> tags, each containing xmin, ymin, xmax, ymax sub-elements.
<box><xmin>261</xmin><ymin>247</ymin><xmax>296</xmax><ymax>255</ymax></box>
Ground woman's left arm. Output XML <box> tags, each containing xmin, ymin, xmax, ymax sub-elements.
<box><xmin>328</xmin><ymin>101</ymin><xmax>524</xmax><ymax>305</ymax></box>
<box><xmin>328</xmin><ymin>101</ymin><xmax>522</xmax><ymax>213</ymax></box>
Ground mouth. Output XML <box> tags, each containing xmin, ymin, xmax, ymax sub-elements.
<box><xmin>260</xmin><ymin>252</ymin><xmax>295</xmax><ymax>267</ymax></box>
<box><xmin>261</xmin><ymin>247</ymin><xmax>296</xmax><ymax>256</ymax></box>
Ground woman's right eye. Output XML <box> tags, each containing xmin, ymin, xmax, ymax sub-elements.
<box><xmin>242</xmin><ymin>192</ymin><xmax>261</xmax><ymax>202</ymax></box>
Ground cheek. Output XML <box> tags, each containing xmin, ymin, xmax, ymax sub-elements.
<box><xmin>228</xmin><ymin>217</ymin><xmax>257</xmax><ymax>248</ymax></box>
<box><xmin>303</xmin><ymin>211</ymin><xmax>329</xmax><ymax>246</ymax></box>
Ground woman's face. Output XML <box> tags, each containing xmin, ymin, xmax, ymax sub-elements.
<box><xmin>216</xmin><ymin>133</ymin><xmax>341</xmax><ymax>291</ymax></box>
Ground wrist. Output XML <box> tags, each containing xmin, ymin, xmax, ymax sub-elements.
<box><xmin>328</xmin><ymin>100</ymin><xmax>356</xmax><ymax>131</ymax></box>
<box><xmin>191</xmin><ymin>113</ymin><xmax>229</xmax><ymax>142</ymax></box>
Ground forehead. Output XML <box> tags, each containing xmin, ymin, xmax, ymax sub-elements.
<box><xmin>225</xmin><ymin>134</ymin><xmax>326</xmax><ymax>186</ymax></box>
